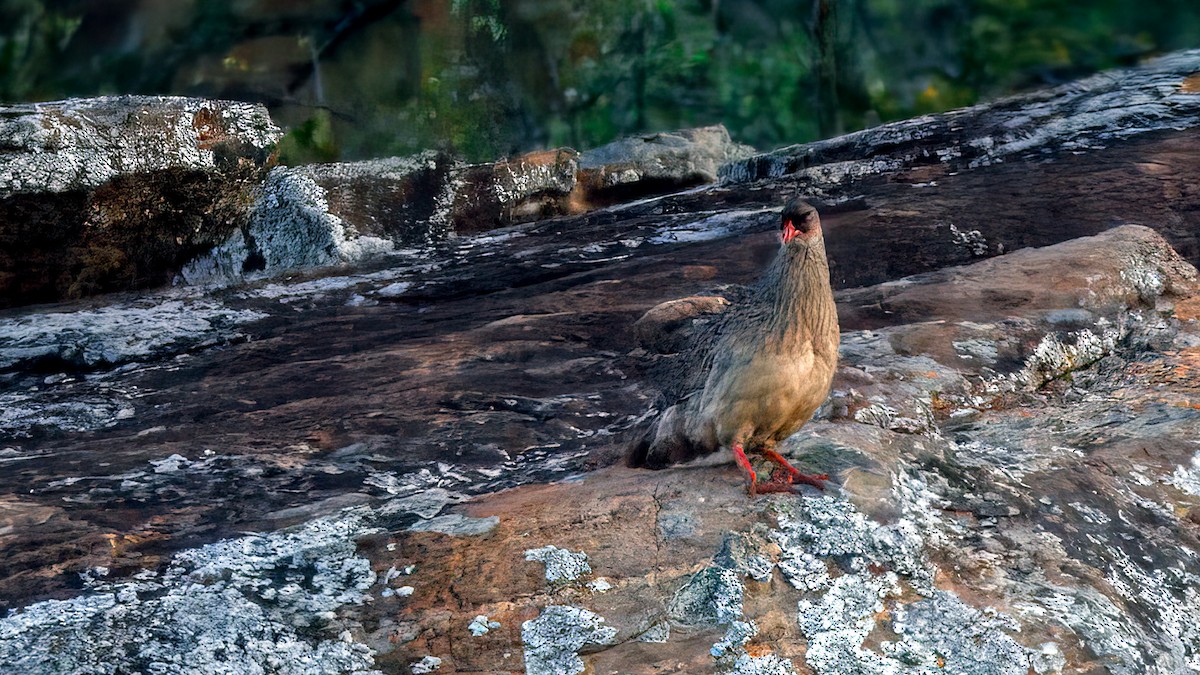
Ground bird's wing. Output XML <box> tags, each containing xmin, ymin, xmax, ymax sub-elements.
<box><xmin>652</xmin><ymin>299</ymin><xmax>748</xmax><ymax>404</ymax></box>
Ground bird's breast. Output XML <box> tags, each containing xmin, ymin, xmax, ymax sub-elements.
<box><xmin>697</xmin><ymin>342</ymin><xmax>836</xmax><ymax>446</ymax></box>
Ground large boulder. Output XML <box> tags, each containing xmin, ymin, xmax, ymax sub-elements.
<box><xmin>181</xmin><ymin>153</ymin><xmax>458</xmax><ymax>282</ymax></box>
<box><xmin>577</xmin><ymin>125</ymin><xmax>755</xmax><ymax>204</ymax></box>
<box><xmin>0</xmin><ymin>96</ymin><xmax>279</xmax><ymax>308</ymax></box>
<box><xmin>451</xmin><ymin>148</ymin><xmax>580</xmax><ymax>235</ymax></box>
<box><xmin>183</xmin><ymin>148</ymin><xmax>580</xmax><ymax>283</ymax></box>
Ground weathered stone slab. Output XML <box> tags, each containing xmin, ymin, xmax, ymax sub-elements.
<box><xmin>579</xmin><ymin>125</ymin><xmax>755</xmax><ymax>204</ymax></box>
<box><xmin>451</xmin><ymin>148</ymin><xmax>579</xmax><ymax>234</ymax></box>
<box><xmin>182</xmin><ymin>153</ymin><xmax>456</xmax><ymax>282</ymax></box>
<box><xmin>0</xmin><ymin>96</ymin><xmax>279</xmax><ymax>308</ymax></box>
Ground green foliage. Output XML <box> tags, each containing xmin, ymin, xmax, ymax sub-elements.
<box><xmin>276</xmin><ymin>109</ymin><xmax>340</xmax><ymax>165</ymax></box>
<box><xmin>0</xmin><ymin>1</ymin><xmax>81</xmax><ymax>102</ymax></box>
<box><xmin>3</xmin><ymin>0</ymin><xmax>1200</xmax><ymax>160</ymax></box>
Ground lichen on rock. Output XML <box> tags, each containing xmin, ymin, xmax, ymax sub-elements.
<box><xmin>0</xmin><ymin>513</ymin><xmax>381</xmax><ymax>674</ymax></box>
<box><xmin>524</xmin><ymin>545</ymin><xmax>593</xmax><ymax>585</ymax></box>
<box><xmin>521</xmin><ymin>605</ymin><xmax>617</xmax><ymax>675</ymax></box>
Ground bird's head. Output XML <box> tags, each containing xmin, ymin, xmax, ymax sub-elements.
<box><xmin>780</xmin><ymin>198</ymin><xmax>821</xmax><ymax>246</ymax></box>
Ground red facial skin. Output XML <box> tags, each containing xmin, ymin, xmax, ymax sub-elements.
<box><xmin>782</xmin><ymin>220</ymin><xmax>799</xmax><ymax>244</ymax></box>
<box><xmin>781</xmin><ymin>216</ymin><xmax>820</xmax><ymax>244</ymax></box>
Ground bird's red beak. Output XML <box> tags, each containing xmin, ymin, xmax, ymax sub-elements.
<box><xmin>781</xmin><ymin>220</ymin><xmax>798</xmax><ymax>244</ymax></box>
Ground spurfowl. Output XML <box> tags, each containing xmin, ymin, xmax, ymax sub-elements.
<box><xmin>629</xmin><ymin>198</ymin><xmax>840</xmax><ymax>495</ymax></box>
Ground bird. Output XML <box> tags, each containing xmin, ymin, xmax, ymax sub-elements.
<box><xmin>628</xmin><ymin>198</ymin><xmax>840</xmax><ymax>495</ymax></box>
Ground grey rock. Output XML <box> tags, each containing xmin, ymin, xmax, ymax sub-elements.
<box><xmin>0</xmin><ymin>96</ymin><xmax>279</xmax><ymax>307</ymax></box>
<box><xmin>580</xmin><ymin>125</ymin><xmax>755</xmax><ymax>198</ymax></box>
<box><xmin>407</xmin><ymin>513</ymin><xmax>499</xmax><ymax>536</ymax></box>
<box><xmin>0</xmin><ymin>96</ymin><xmax>277</xmax><ymax>198</ymax></box>
<box><xmin>184</xmin><ymin>153</ymin><xmax>457</xmax><ymax>284</ymax></box>
<box><xmin>668</xmin><ymin>566</ymin><xmax>745</xmax><ymax>627</ymax></box>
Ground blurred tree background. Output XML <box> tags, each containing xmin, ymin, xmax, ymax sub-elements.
<box><xmin>3</xmin><ymin>0</ymin><xmax>1199</xmax><ymax>164</ymax></box>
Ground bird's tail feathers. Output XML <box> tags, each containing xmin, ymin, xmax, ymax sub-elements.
<box><xmin>626</xmin><ymin>405</ymin><xmax>713</xmax><ymax>468</ymax></box>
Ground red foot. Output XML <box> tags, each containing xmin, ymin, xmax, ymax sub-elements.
<box><xmin>733</xmin><ymin>445</ymin><xmax>828</xmax><ymax>496</ymax></box>
<box><xmin>763</xmin><ymin>449</ymin><xmax>828</xmax><ymax>490</ymax></box>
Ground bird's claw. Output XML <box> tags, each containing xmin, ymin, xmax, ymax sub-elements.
<box><xmin>734</xmin><ymin>443</ymin><xmax>827</xmax><ymax>496</ymax></box>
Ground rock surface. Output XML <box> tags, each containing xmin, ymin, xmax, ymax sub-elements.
<box><xmin>182</xmin><ymin>153</ymin><xmax>458</xmax><ymax>283</ymax></box>
<box><xmin>183</xmin><ymin>127</ymin><xmax>750</xmax><ymax>286</ymax></box>
<box><xmin>3</xmin><ymin>54</ymin><xmax>1200</xmax><ymax>674</ymax></box>
<box><xmin>0</xmin><ymin>96</ymin><xmax>280</xmax><ymax>307</ymax></box>
<box><xmin>721</xmin><ymin>49</ymin><xmax>1200</xmax><ymax>184</ymax></box>
<box><xmin>578</xmin><ymin>125</ymin><xmax>756</xmax><ymax>204</ymax></box>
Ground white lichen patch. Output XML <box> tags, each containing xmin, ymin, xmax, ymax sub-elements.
<box><xmin>771</xmin><ymin>494</ymin><xmax>1056</xmax><ymax>674</ymax></box>
<box><xmin>586</xmin><ymin>577</ymin><xmax>613</xmax><ymax>593</ymax></box>
<box><xmin>995</xmin><ymin>323</ymin><xmax>1122</xmax><ymax>392</ymax></box>
<box><xmin>774</xmin><ymin>547</ymin><xmax>831</xmax><ymax>593</ymax></box>
<box><xmin>521</xmin><ymin>605</ymin><xmax>617</xmax><ymax>675</ymax></box>
<box><xmin>891</xmin><ymin>470</ymin><xmax>960</xmax><ymax>548</ymax></box>
<box><xmin>949</xmin><ymin>223</ymin><xmax>990</xmax><ymax>256</ymax></box>
<box><xmin>0</xmin><ymin>298</ymin><xmax>267</xmax><ymax>371</ymax></box>
<box><xmin>773</xmin><ymin>496</ymin><xmax>929</xmax><ymax>584</ymax></box>
<box><xmin>711</xmin><ymin>620</ymin><xmax>758</xmax><ymax>657</ymax></box>
<box><xmin>725</xmin><ymin>652</ymin><xmax>799</xmax><ymax>675</ymax></box>
<box><xmin>887</xmin><ymin>591</ymin><xmax>1035</xmax><ymax>675</ymax></box>
<box><xmin>797</xmin><ymin>572</ymin><xmax>901</xmax><ymax>672</ymax></box>
<box><xmin>409</xmin><ymin>655</ymin><xmax>443</xmax><ymax>673</ymax></box>
<box><xmin>1165</xmin><ymin>452</ymin><xmax>1200</xmax><ymax>496</ymax></box>
<box><xmin>524</xmin><ymin>545</ymin><xmax>592</xmax><ymax>585</ymax></box>
<box><xmin>468</xmin><ymin>615</ymin><xmax>501</xmax><ymax>636</ymax></box>
<box><xmin>1120</xmin><ymin>263</ymin><xmax>1166</xmax><ymax>302</ymax></box>
<box><xmin>0</xmin><ymin>513</ymin><xmax>381</xmax><ymax>674</ymax></box>
<box><xmin>1104</xmin><ymin>548</ymin><xmax>1200</xmax><ymax>671</ymax></box>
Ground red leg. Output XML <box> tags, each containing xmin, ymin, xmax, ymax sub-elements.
<box><xmin>732</xmin><ymin>443</ymin><xmax>758</xmax><ymax>496</ymax></box>
<box><xmin>763</xmin><ymin>449</ymin><xmax>828</xmax><ymax>490</ymax></box>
